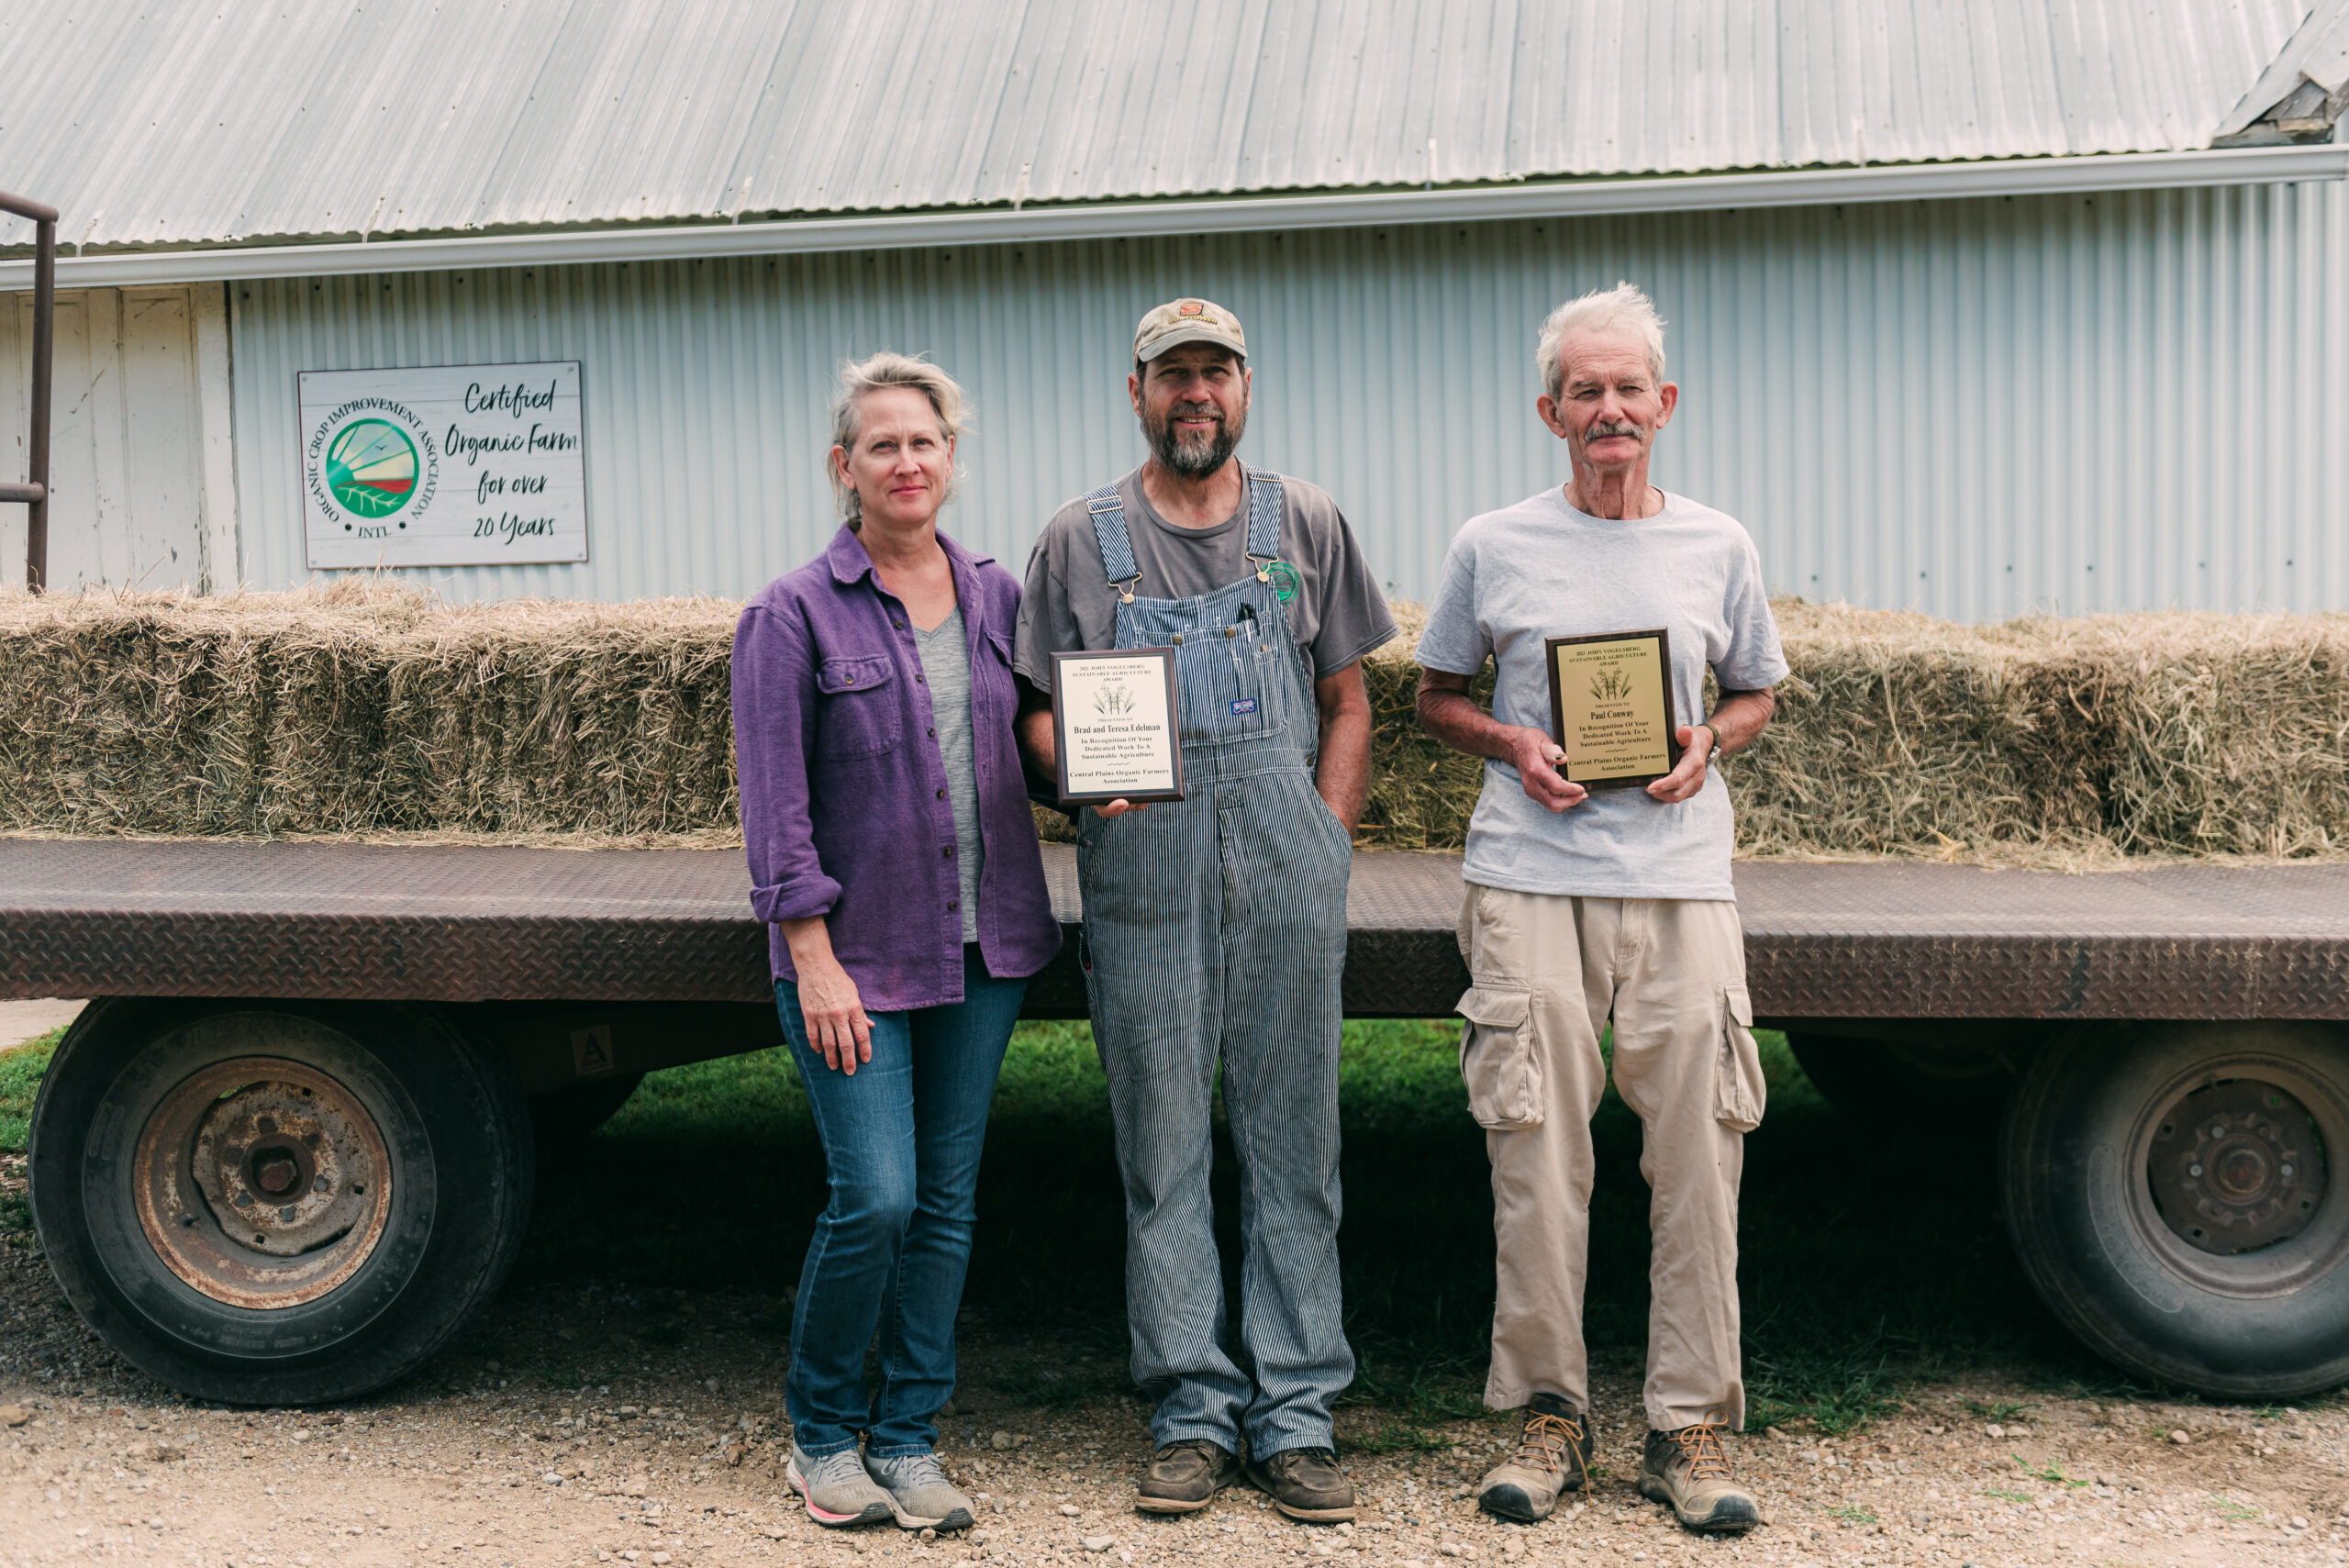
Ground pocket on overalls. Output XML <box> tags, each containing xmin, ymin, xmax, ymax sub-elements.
<box><xmin>1456</xmin><ymin>983</ymin><xmax>1543</xmax><ymax>1131</ymax></box>
<box><xmin>1716</xmin><ymin>983</ymin><xmax>1767</xmax><ymax>1133</ymax></box>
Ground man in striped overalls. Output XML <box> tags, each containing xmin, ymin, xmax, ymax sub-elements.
<box><xmin>1014</xmin><ymin>299</ymin><xmax>1397</xmax><ymax>1524</ymax></box>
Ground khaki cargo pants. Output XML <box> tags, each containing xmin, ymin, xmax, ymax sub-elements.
<box><xmin>1455</xmin><ymin>882</ymin><xmax>1766</xmax><ymax>1432</ymax></box>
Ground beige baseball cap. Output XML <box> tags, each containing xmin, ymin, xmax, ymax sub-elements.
<box><xmin>1133</xmin><ymin>297</ymin><xmax>1248</xmax><ymax>363</ymax></box>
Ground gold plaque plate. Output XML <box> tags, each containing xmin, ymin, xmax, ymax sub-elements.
<box><xmin>1050</xmin><ymin>647</ymin><xmax>1186</xmax><ymax>807</ymax></box>
<box><xmin>1545</xmin><ymin>628</ymin><xmax>1679</xmax><ymax>790</ymax></box>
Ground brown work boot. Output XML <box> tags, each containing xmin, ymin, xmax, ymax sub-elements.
<box><xmin>1135</xmin><ymin>1438</ymin><xmax>1241</xmax><ymax>1514</ymax></box>
<box><xmin>1476</xmin><ymin>1394</ymin><xmax>1595</xmax><ymax>1522</ymax></box>
<box><xmin>1638</xmin><ymin>1418</ymin><xmax>1761</xmax><ymax>1533</ymax></box>
<box><xmin>1245</xmin><ymin>1445</ymin><xmax>1357</xmax><ymax>1522</ymax></box>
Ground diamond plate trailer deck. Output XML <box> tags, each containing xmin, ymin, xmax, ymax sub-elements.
<box><xmin>4</xmin><ymin>839</ymin><xmax>2346</xmax><ymax>1017</ymax></box>
<box><xmin>11</xmin><ymin>840</ymin><xmax>2349</xmax><ymax>1406</ymax></box>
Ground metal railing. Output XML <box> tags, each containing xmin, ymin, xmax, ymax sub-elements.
<box><xmin>0</xmin><ymin>189</ymin><xmax>55</xmax><ymax>592</ymax></box>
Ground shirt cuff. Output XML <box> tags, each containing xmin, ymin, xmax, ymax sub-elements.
<box><xmin>751</xmin><ymin>875</ymin><xmax>841</xmax><ymax>925</ymax></box>
<box><xmin>1718</xmin><ymin>658</ymin><xmax>1792</xmax><ymax>690</ymax></box>
<box><xmin>1319</xmin><ymin>624</ymin><xmax>1398</xmax><ymax>675</ymax></box>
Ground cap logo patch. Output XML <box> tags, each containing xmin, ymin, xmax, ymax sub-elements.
<box><xmin>1177</xmin><ymin>301</ymin><xmax>1206</xmax><ymax>317</ymax></box>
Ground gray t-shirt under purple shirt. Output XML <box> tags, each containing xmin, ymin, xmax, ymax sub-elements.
<box><xmin>912</xmin><ymin>605</ymin><xmax>984</xmax><ymax>944</ymax></box>
<box><xmin>1013</xmin><ymin>467</ymin><xmax>1397</xmax><ymax>689</ymax></box>
<box><xmin>1414</xmin><ymin>487</ymin><xmax>1788</xmax><ymax>902</ymax></box>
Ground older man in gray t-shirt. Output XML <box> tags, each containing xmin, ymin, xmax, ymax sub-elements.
<box><xmin>1415</xmin><ymin>284</ymin><xmax>1786</xmax><ymax>1538</ymax></box>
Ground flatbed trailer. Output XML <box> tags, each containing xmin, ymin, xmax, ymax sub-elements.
<box><xmin>10</xmin><ymin>840</ymin><xmax>2347</xmax><ymax>1406</ymax></box>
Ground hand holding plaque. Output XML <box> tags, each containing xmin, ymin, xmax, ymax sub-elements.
<box><xmin>1051</xmin><ymin>649</ymin><xmax>1186</xmax><ymax>808</ymax></box>
<box><xmin>1545</xmin><ymin>628</ymin><xmax>1680</xmax><ymax>790</ymax></box>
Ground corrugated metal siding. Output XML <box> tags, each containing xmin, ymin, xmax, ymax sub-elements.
<box><xmin>228</xmin><ymin>181</ymin><xmax>2349</xmax><ymax>618</ymax></box>
<box><xmin>0</xmin><ymin>0</ymin><xmax>2309</xmax><ymax>251</ymax></box>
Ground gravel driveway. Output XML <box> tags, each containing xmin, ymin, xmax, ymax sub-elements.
<box><xmin>4</xmin><ymin>1150</ymin><xmax>2344</xmax><ymax>1567</ymax></box>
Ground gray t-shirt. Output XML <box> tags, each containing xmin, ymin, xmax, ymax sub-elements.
<box><xmin>1013</xmin><ymin>468</ymin><xmax>1397</xmax><ymax>688</ymax></box>
<box><xmin>913</xmin><ymin>606</ymin><xmax>985</xmax><ymax>943</ymax></box>
<box><xmin>1414</xmin><ymin>487</ymin><xmax>1788</xmax><ymax>902</ymax></box>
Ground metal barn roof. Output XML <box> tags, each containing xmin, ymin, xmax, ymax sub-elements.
<box><xmin>0</xmin><ymin>0</ymin><xmax>2330</xmax><ymax>256</ymax></box>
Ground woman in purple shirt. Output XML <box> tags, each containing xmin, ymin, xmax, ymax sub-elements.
<box><xmin>731</xmin><ymin>354</ymin><xmax>1059</xmax><ymax>1533</ymax></box>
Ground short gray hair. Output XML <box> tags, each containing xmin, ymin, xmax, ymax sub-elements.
<box><xmin>1536</xmin><ymin>283</ymin><xmax>1667</xmax><ymax>401</ymax></box>
<box><xmin>829</xmin><ymin>351</ymin><xmax>970</xmax><ymax>523</ymax></box>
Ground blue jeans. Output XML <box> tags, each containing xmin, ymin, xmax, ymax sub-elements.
<box><xmin>777</xmin><ymin>944</ymin><xmax>1025</xmax><ymax>1457</ymax></box>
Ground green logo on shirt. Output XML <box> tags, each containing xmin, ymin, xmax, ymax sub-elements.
<box><xmin>1265</xmin><ymin>560</ymin><xmax>1301</xmax><ymax>605</ymax></box>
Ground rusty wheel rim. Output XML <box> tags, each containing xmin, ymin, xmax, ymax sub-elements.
<box><xmin>2150</xmin><ymin>1078</ymin><xmax>2325</xmax><ymax>1254</ymax></box>
<box><xmin>131</xmin><ymin>1056</ymin><xmax>393</xmax><ymax>1309</ymax></box>
<box><xmin>2126</xmin><ymin>1052</ymin><xmax>2349</xmax><ymax>1296</ymax></box>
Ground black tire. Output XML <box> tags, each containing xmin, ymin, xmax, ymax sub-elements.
<box><xmin>27</xmin><ymin>997</ymin><xmax>534</xmax><ymax>1407</ymax></box>
<box><xmin>2001</xmin><ymin>1021</ymin><xmax>2349</xmax><ymax>1400</ymax></box>
<box><xmin>529</xmin><ymin>1072</ymin><xmax>644</xmax><ymax>1150</ymax></box>
<box><xmin>1786</xmin><ymin>1030</ymin><xmax>2013</xmax><ymax>1129</ymax></box>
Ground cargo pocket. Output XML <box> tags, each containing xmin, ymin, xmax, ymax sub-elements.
<box><xmin>1457</xmin><ymin>983</ymin><xmax>1543</xmax><ymax>1131</ymax></box>
<box><xmin>1717</xmin><ymin>983</ymin><xmax>1767</xmax><ymax>1133</ymax></box>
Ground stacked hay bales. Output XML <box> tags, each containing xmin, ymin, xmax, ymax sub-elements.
<box><xmin>0</xmin><ymin>585</ymin><xmax>2343</xmax><ymax>862</ymax></box>
<box><xmin>1362</xmin><ymin>600</ymin><xmax>2349</xmax><ymax>862</ymax></box>
<box><xmin>0</xmin><ymin>584</ymin><xmax>739</xmax><ymax>841</ymax></box>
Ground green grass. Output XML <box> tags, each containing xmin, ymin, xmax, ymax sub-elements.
<box><xmin>522</xmin><ymin>1016</ymin><xmax>2091</xmax><ymax>1434</ymax></box>
<box><xmin>1963</xmin><ymin>1397</ymin><xmax>2040</xmax><ymax>1421</ymax></box>
<box><xmin>0</xmin><ymin>1029</ymin><xmax>65</xmax><ymax>1152</ymax></box>
<box><xmin>1826</xmin><ymin>1504</ymin><xmax>1880</xmax><ymax>1525</ymax></box>
<box><xmin>1748</xmin><ymin>1354</ymin><xmax>1905</xmax><ymax>1437</ymax></box>
<box><xmin>3</xmin><ymin>1008</ymin><xmax>2091</xmax><ymax>1430</ymax></box>
<box><xmin>2012</xmin><ymin>1452</ymin><xmax>2089</xmax><ymax>1487</ymax></box>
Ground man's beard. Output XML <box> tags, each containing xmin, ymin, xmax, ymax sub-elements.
<box><xmin>1145</xmin><ymin>399</ymin><xmax>1246</xmax><ymax>478</ymax></box>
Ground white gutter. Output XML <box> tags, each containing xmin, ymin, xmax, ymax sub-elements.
<box><xmin>2</xmin><ymin>144</ymin><xmax>2342</xmax><ymax>291</ymax></box>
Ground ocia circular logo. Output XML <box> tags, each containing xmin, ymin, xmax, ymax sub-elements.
<box><xmin>305</xmin><ymin>395</ymin><xmax>440</xmax><ymax>537</ymax></box>
<box><xmin>325</xmin><ymin>418</ymin><xmax>421</xmax><ymax>518</ymax></box>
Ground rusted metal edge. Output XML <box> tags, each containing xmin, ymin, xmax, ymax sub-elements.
<box><xmin>1745</xmin><ymin>934</ymin><xmax>2349</xmax><ymax>1022</ymax></box>
<box><xmin>2</xmin><ymin>911</ymin><xmax>2343</xmax><ymax>1021</ymax></box>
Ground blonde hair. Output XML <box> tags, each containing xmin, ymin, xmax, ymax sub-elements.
<box><xmin>1537</xmin><ymin>282</ymin><xmax>1667</xmax><ymax>400</ymax></box>
<box><xmin>828</xmin><ymin>352</ymin><xmax>971</xmax><ymax>524</ymax></box>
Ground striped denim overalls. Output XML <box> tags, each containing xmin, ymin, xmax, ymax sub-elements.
<box><xmin>1073</xmin><ymin>470</ymin><xmax>1355</xmax><ymax>1457</ymax></box>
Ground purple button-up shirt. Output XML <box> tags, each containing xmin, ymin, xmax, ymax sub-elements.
<box><xmin>732</xmin><ymin>526</ymin><xmax>1061</xmax><ymax>1011</ymax></box>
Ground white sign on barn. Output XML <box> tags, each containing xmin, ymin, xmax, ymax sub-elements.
<box><xmin>297</xmin><ymin>361</ymin><xmax>586</xmax><ymax>569</ymax></box>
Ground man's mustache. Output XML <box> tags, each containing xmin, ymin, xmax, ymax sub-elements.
<box><xmin>1586</xmin><ymin>421</ymin><xmax>1643</xmax><ymax>441</ymax></box>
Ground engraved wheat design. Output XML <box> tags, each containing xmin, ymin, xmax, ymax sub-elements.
<box><xmin>1589</xmin><ymin>666</ymin><xmax>1632</xmax><ymax>704</ymax></box>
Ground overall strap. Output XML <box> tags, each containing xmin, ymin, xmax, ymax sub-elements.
<box><xmin>1085</xmin><ymin>484</ymin><xmax>1141</xmax><ymax>598</ymax></box>
<box><xmin>1243</xmin><ymin>469</ymin><xmax>1284</xmax><ymax>562</ymax></box>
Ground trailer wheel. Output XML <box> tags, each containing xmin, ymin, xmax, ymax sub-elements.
<box><xmin>28</xmin><ymin>997</ymin><xmax>533</xmax><ymax>1406</ymax></box>
<box><xmin>2001</xmin><ymin>1021</ymin><xmax>2349</xmax><ymax>1399</ymax></box>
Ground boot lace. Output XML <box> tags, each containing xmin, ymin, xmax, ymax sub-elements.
<box><xmin>1510</xmin><ymin>1412</ymin><xmax>1589</xmax><ymax>1484</ymax></box>
<box><xmin>1673</xmin><ymin>1418</ymin><xmax>1735</xmax><ymax>1484</ymax></box>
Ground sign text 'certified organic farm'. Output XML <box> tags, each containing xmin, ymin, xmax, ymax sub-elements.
<box><xmin>299</xmin><ymin>361</ymin><xmax>588</xmax><ymax>569</ymax></box>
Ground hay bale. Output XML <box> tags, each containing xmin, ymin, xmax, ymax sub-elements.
<box><xmin>2087</xmin><ymin>613</ymin><xmax>2349</xmax><ymax>858</ymax></box>
<box><xmin>1365</xmin><ymin>598</ymin><xmax>2349</xmax><ymax>864</ymax></box>
<box><xmin>1</xmin><ymin>585</ymin><xmax>2343</xmax><ymax>865</ymax></box>
<box><xmin>1727</xmin><ymin>602</ymin><xmax>2119</xmax><ymax>860</ymax></box>
<box><xmin>0</xmin><ymin>584</ymin><xmax>739</xmax><ymax>840</ymax></box>
<box><xmin>1359</xmin><ymin>601</ymin><xmax>1490</xmax><ymax>851</ymax></box>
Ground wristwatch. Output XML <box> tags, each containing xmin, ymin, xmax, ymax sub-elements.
<box><xmin>1696</xmin><ymin>722</ymin><xmax>1722</xmax><ymax>766</ymax></box>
